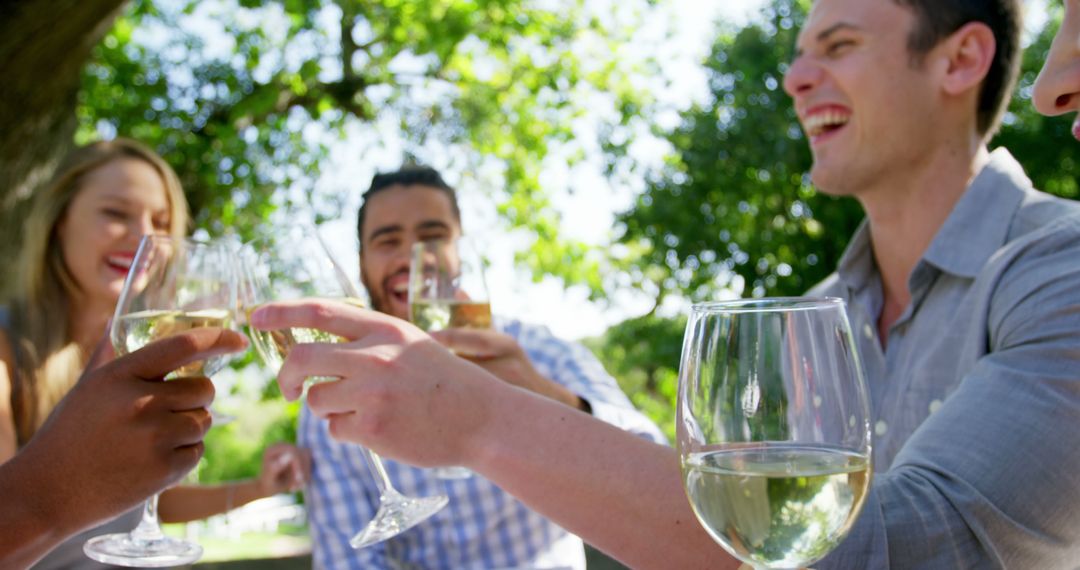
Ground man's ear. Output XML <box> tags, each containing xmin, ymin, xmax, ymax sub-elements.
<box><xmin>938</xmin><ymin>21</ymin><xmax>997</xmax><ymax>97</ymax></box>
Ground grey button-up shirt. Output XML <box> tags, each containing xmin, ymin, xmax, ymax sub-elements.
<box><xmin>812</xmin><ymin>149</ymin><xmax>1080</xmax><ymax>568</ymax></box>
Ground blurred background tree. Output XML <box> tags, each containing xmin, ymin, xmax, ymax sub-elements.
<box><xmin>1</xmin><ymin>0</ymin><xmax>662</xmax><ymax>295</ymax></box>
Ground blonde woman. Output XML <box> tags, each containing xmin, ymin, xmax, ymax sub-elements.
<box><xmin>0</xmin><ymin>138</ymin><xmax>309</xmax><ymax>569</ymax></box>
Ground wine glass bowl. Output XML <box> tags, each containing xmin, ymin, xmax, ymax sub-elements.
<box><xmin>676</xmin><ymin>298</ymin><xmax>872</xmax><ymax>569</ymax></box>
<box><xmin>409</xmin><ymin>236</ymin><xmax>492</xmax><ymax>334</ymax></box>
<box><xmin>238</xmin><ymin>226</ymin><xmax>362</xmax><ymax>376</ymax></box>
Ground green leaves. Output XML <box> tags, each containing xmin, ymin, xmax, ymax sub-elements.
<box><xmin>614</xmin><ymin>0</ymin><xmax>860</xmax><ymax>303</ymax></box>
<box><xmin>76</xmin><ymin>0</ymin><xmax>652</xmax><ymax>264</ymax></box>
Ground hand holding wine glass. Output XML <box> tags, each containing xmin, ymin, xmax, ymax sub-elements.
<box><xmin>677</xmin><ymin>298</ymin><xmax>873</xmax><ymax>570</ymax></box>
<box><xmin>84</xmin><ymin>236</ymin><xmax>236</xmax><ymax>567</ymax></box>
<box><xmin>239</xmin><ymin>224</ymin><xmax>448</xmax><ymax>549</ymax></box>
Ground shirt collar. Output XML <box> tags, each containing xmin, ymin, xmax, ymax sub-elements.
<box><xmin>835</xmin><ymin>148</ymin><xmax>1032</xmax><ymax>290</ymax></box>
<box><xmin>921</xmin><ymin>148</ymin><xmax>1031</xmax><ymax>278</ymax></box>
<box><xmin>836</xmin><ymin>218</ymin><xmax>874</xmax><ymax>292</ymax></box>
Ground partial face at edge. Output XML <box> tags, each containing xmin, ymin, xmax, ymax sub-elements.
<box><xmin>1033</xmin><ymin>0</ymin><xmax>1080</xmax><ymax>141</ymax></box>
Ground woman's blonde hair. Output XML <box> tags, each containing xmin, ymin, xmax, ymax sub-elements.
<box><xmin>6</xmin><ymin>138</ymin><xmax>190</xmax><ymax>445</ymax></box>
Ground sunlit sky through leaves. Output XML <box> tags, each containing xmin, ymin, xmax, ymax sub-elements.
<box><xmin>307</xmin><ymin>0</ymin><xmax>769</xmax><ymax>341</ymax></box>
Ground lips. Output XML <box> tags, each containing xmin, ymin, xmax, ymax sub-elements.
<box><xmin>1072</xmin><ymin>115</ymin><xmax>1080</xmax><ymax>142</ymax></box>
<box><xmin>384</xmin><ymin>272</ymin><xmax>410</xmax><ymax>305</ymax></box>
<box><xmin>800</xmin><ymin>105</ymin><xmax>852</xmax><ymax>145</ymax></box>
<box><xmin>105</xmin><ymin>253</ymin><xmax>134</xmax><ymax>275</ymax></box>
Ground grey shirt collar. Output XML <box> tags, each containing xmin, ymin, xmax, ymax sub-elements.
<box><xmin>836</xmin><ymin>148</ymin><xmax>1033</xmax><ymax>291</ymax></box>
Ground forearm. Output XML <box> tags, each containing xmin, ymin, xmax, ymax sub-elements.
<box><xmin>0</xmin><ymin>455</ymin><xmax>78</xmax><ymax>568</ymax></box>
<box><xmin>533</xmin><ymin>372</ymin><xmax>590</xmax><ymax>411</ymax></box>
<box><xmin>158</xmin><ymin>480</ymin><xmax>267</xmax><ymax>523</ymax></box>
<box><xmin>466</xmin><ymin>385</ymin><xmax>734</xmax><ymax>570</ymax></box>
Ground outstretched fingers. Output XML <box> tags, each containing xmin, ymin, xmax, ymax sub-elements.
<box><xmin>249</xmin><ymin>298</ymin><xmax>393</xmax><ymax>343</ymax></box>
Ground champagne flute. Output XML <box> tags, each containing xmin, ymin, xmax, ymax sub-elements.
<box><xmin>238</xmin><ymin>224</ymin><xmax>448</xmax><ymax>549</ymax></box>
<box><xmin>84</xmin><ymin>236</ymin><xmax>235</xmax><ymax>567</ymax></box>
<box><xmin>676</xmin><ymin>298</ymin><xmax>873</xmax><ymax>569</ymax></box>
<box><xmin>408</xmin><ymin>236</ymin><xmax>491</xmax><ymax>479</ymax></box>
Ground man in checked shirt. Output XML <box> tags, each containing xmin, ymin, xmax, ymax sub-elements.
<box><xmin>297</xmin><ymin>165</ymin><xmax>667</xmax><ymax>570</ymax></box>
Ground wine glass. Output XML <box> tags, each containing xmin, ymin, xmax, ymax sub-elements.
<box><xmin>676</xmin><ymin>298</ymin><xmax>873</xmax><ymax>569</ymax></box>
<box><xmin>408</xmin><ymin>236</ymin><xmax>492</xmax><ymax>479</ymax></box>
<box><xmin>84</xmin><ymin>236</ymin><xmax>236</xmax><ymax>567</ymax></box>
<box><xmin>238</xmin><ymin>223</ymin><xmax>448</xmax><ymax>549</ymax></box>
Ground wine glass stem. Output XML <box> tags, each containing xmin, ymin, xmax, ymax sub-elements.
<box><xmin>360</xmin><ymin>447</ymin><xmax>399</xmax><ymax>498</ymax></box>
<box><xmin>130</xmin><ymin>494</ymin><xmax>167</xmax><ymax>543</ymax></box>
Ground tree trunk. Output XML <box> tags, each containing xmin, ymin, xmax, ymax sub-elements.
<box><xmin>0</xmin><ymin>0</ymin><xmax>127</xmax><ymax>290</ymax></box>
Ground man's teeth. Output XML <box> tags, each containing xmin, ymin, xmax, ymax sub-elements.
<box><xmin>391</xmin><ymin>282</ymin><xmax>408</xmax><ymax>294</ymax></box>
<box><xmin>805</xmin><ymin>111</ymin><xmax>850</xmax><ymax>136</ymax></box>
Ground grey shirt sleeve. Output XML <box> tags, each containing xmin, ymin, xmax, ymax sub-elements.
<box><xmin>818</xmin><ymin>220</ymin><xmax>1080</xmax><ymax>569</ymax></box>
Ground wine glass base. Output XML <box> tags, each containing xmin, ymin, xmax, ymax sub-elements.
<box><xmin>349</xmin><ymin>494</ymin><xmax>449</xmax><ymax>549</ymax></box>
<box><xmin>432</xmin><ymin>466</ymin><xmax>474</xmax><ymax>480</ymax></box>
<box><xmin>84</xmin><ymin>533</ymin><xmax>203</xmax><ymax>567</ymax></box>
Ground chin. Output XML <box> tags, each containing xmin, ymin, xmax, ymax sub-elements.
<box><xmin>809</xmin><ymin>164</ymin><xmax>857</xmax><ymax>198</ymax></box>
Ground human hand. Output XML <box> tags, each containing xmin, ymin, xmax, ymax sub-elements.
<box><xmin>429</xmin><ymin>328</ymin><xmax>585</xmax><ymax>411</ymax></box>
<box><xmin>14</xmin><ymin>328</ymin><xmax>246</xmax><ymax>536</ymax></box>
<box><xmin>257</xmin><ymin>443</ymin><xmax>312</xmax><ymax>495</ymax></box>
<box><xmin>250</xmin><ymin>298</ymin><xmax>513</xmax><ymax>468</ymax></box>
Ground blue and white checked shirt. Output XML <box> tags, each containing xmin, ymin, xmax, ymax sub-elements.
<box><xmin>299</xmin><ymin>317</ymin><xmax>667</xmax><ymax>570</ymax></box>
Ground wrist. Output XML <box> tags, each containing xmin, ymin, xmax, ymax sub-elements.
<box><xmin>228</xmin><ymin>479</ymin><xmax>264</xmax><ymax>515</ymax></box>
<box><xmin>461</xmin><ymin>378</ymin><xmax>521</xmax><ymax>473</ymax></box>
<box><xmin>0</xmin><ymin>453</ymin><xmax>71</xmax><ymax>562</ymax></box>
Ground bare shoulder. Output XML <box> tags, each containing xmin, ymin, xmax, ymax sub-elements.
<box><xmin>0</xmin><ymin>323</ymin><xmax>17</xmax><ymax>461</ymax></box>
<box><xmin>0</xmin><ymin>325</ymin><xmax>14</xmax><ymax>383</ymax></box>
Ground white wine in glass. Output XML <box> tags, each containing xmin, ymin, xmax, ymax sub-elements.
<box><xmin>408</xmin><ymin>236</ymin><xmax>491</xmax><ymax>479</ymax></box>
<box><xmin>677</xmin><ymin>298</ymin><xmax>873</xmax><ymax>569</ymax></box>
<box><xmin>84</xmin><ymin>236</ymin><xmax>236</xmax><ymax>567</ymax></box>
<box><xmin>239</xmin><ymin>224</ymin><xmax>448</xmax><ymax>549</ymax></box>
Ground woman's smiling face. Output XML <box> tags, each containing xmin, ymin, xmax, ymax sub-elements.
<box><xmin>56</xmin><ymin>157</ymin><xmax>172</xmax><ymax>307</ymax></box>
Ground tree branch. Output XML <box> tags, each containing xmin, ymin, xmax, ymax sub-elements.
<box><xmin>0</xmin><ymin>0</ymin><xmax>131</xmax><ymax>295</ymax></box>
<box><xmin>339</xmin><ymin>1</ymin><xmax>356</xmax><ymax>80</ymax></box>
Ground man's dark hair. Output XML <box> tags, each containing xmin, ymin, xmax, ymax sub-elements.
<box><xmin>356</xmin><ymin>165</ymin><xmax>462</xmax><ymax>242</ymax></box>
<box><xmin>893</xmin><ymin>0</ymin><xmax>1022</xmax><ymax>137</ymax></box>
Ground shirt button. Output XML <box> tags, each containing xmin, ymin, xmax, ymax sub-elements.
<box><xmin>929</xmin><ymin>400</ymin><xmax>943</xmax><ymax>414</ymax></box>
<box><xmin>875</xmin><ymin>420</ymin><xmax>889</xmax><ymax>436</ymax></box>
<box><xmin>863</xmin><ymin>323</ymin><xmax>874</xmax><ymax>340</ymax></box>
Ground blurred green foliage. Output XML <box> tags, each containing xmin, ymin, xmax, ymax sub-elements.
<box><xmin>77</xmin><ymin>0</ymin><xmax>658</xmax><ymax>256</ymax></box>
